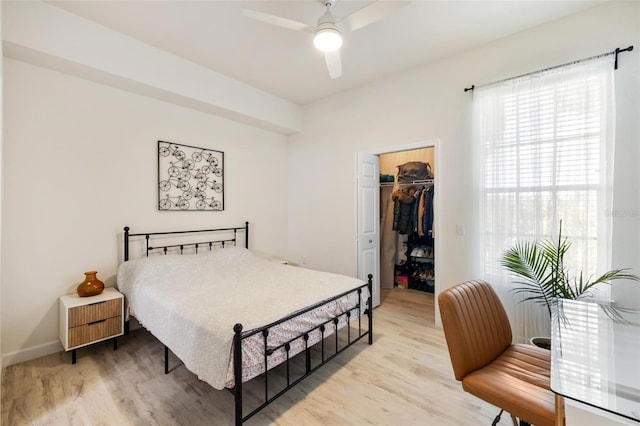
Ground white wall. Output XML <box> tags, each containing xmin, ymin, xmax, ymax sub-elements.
<box><xmin>0</xmin><ymin>0</ymin><xmax>4</xmax><ymax>381</ymax></box>
<box><xmin>609</xmin><ymin>2</ymin><xmax>640</xmax><ymax>307</ymax></box>
<box><xmin>287</xmin><ymin>1</ymin><xmax>640</xmax><ymax>322</ymax></box>
<box><xmin>1</xmin><ymin>58</ymin><xmax>289</xmax><ymax>365</ymax></box>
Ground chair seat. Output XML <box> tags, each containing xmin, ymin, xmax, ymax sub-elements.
<box><xmin>463</xmin><ymin>344</ymin><xmax>555</xmax><ymax>426</ymax></box>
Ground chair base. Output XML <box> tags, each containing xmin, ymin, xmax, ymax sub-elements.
<box><xmin>491</xmin><ymin>409</ymin><xmax>504</xmax><ymax>426</ymax></box>
<box><xmin>491</xmin><ymin>408</ymin><xmax>533</xmax><ymax>426</ymax></box>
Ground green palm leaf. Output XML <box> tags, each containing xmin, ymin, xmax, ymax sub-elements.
<box><xmin>501</xmin><ymin>220</ymin><xmax>639</xmax><ymax>317</ymax></box>
<box><xmin>501</xmin><ymin>241</ymin><xmax>555</xmax><ymax>316</ymax></box>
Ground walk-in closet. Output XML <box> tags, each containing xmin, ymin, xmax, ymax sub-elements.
<box><xmin>379</xmin><ymin>148</ymin><xmax>435</xmax><ymax>293</ymax></box>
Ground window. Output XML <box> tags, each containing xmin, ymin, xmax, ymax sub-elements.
<box><xmin>473</xmin><ymin>55</ymin><xmax>615</xmax><ymax>341</ymax></box>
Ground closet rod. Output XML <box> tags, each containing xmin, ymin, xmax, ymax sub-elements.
<box><xmin>463</xmin><ymin>45</ymin><xmax>633</xmax><ymax>92</ymax></box>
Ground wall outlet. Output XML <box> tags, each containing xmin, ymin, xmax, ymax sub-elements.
<box><xmin>456</xmin><ymin>224</ymin><xmax>466</xmax><ymax>236</ymax></box>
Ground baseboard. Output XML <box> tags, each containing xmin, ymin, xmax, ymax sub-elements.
<box><xmin>2</xmin><ymin>340</ymin><xmax>63</xmax><ymax>367</ymax></box>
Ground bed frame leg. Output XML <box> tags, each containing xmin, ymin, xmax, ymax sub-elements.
<box><xmin>367</xmin><ymin>274</ymin><xmax>373</xmax><ymax>345</ymax></box>
<box><xmin>164</xmin><ymin>346</ymin><xmax>169</xmax><ymax>374</ymax></box>
<box><xmin>233</xmin><ymin>323</ymin><xmax>244</xmax><ymax>426</ymax></box>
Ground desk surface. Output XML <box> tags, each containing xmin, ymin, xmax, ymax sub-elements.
<box><xmin>550</xmin><ymin>299</ymin><xmax>640</xmax><ymax>423</ymax></box>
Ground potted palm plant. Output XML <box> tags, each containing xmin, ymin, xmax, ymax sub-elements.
<box><xmin>501</xmin><ymin>221</ymin><xmax>639</xmax><ymax>349</ymax></box>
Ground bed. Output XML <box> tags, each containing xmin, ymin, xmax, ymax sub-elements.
<box><xmin>117</xmin><ymin>222</ymin><xmax>373</xmax><ymax>425</ymax></box>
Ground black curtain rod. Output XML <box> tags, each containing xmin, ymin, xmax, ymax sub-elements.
<box><xmin>464</xmin><ymin>45</ymin><xmax>633</xmax><ymax>92</ymax></box>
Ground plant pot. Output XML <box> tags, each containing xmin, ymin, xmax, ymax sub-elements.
<box><xmin>530</xmin><ymin>336</ymin><xmax>551</xmax><ymax>350</ymax></box>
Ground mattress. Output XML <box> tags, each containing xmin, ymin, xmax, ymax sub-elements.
<box><xmin>117</xmin><ymin>246</ymin><xmax>368</xmax><ymax>390</ymax></box>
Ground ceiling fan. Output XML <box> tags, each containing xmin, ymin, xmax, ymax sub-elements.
<box><xmin>243</xmin><ymin>0</ymin><xmax>411</xmax><ymax>79</ymax></box>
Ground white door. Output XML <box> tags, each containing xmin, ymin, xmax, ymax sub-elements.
<box><xmin>357</xmin><ymin>152</ymin><xmax>381</xmax><ymax>307</ymax></box>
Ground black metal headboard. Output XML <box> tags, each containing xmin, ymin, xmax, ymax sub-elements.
<box><xmin>123</xmin><ymin>222</ymin><xmax>249</xmax><ymax>261</ymax></box>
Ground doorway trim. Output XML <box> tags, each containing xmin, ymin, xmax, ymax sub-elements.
<box><xmin>357</xmin><ymin>139</ymin><xmax>441</xmax><ymax>301</ymax></box>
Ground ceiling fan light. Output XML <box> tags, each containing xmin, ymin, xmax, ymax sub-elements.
<box><xmin>314</xmin><ymin>27</ymin><xmax>343</xmax><ymax>52</ymax></box>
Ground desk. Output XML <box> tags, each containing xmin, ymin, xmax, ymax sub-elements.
<box><xmin>550</xmin><ymin>299</ymin><xmax>640</xmax><ymax>424</ymax></box>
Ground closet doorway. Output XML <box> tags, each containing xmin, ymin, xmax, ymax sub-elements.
<box><xmin>357</xmin><ymin>140</ymin><xmax>440</xmax><ymax>311</ymax></box>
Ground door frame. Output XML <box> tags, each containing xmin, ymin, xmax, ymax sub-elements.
<box><xmin>357</xmin><ymin>139</ymin><xmax>441</xmax><ymax>301</ymax></box>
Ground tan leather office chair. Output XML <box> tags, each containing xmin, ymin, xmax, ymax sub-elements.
<box><xmin>438</xmin><ymin>280</ymin><xmax>557</xmax><ymax>426</ymax></box>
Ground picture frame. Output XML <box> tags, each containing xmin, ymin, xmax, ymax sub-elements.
<box><xmin>157</xmin><ymin>141</ymin><xmax>224</xmax><ymax>211</ymax></box>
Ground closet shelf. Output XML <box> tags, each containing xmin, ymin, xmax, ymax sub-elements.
<box><xmin>380</xmin><ymin>179</ymin><xmax>433</xmax><ymax>187</ymax></box>
<box><xmin>402</xmin><ymin>179</ymin><xmax>433</xmax><ymax>184</ymax></box>
<box><xmin>409</xmin><ymin>256</ymin><xmax>434</xmax><ymax>262</ymax></box>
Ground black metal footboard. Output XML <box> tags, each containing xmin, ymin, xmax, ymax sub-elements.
<box><xmin>231</xmin><ymin>274</ymin><xmax>374</xmax><ymax>425</ymax></box>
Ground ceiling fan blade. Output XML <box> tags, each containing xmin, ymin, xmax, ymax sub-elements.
<box><xmin>243</xmin><ymin>9</ymin><xmax>313</xmax><ymax>33</ymax></box>
<box><xmin>343</xmin><ymin>0</ymin><xmax>411</xmax><ymax>32</ymax></box>
<box><xmin>324</xmin><ymin>51</ymin><xmax>342</xmax><ymax>79</ymax></box>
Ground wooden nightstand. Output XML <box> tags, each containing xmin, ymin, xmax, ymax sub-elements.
<box><xmin>59</xmin><ymin>287</ymin><xmax>124</xmax><ymax>364</ymax></box>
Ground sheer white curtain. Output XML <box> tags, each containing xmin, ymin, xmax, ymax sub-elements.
<box><xmin>472</xmin><ymin>55</ymin><xmax>615</xmax><ymax>342</ymax></box>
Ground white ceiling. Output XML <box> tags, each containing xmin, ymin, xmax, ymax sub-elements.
<box><xmin>49</xmin><ymin>0</ymin><xmax>602</xmax><ymax>105</ymax></box>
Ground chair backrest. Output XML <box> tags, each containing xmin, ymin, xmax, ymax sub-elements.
<box><xmin>438</xmin><ymin>280</ymin><xmax>512</xmax><ymax>381</ymax></box>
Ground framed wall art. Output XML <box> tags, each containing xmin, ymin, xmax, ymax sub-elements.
<box><xmin>158</xmin><ymin>141</ymin><xmax>224</xmax><ymax>211</ymax></box>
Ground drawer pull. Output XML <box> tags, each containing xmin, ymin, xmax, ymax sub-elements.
<box><xmin>88</xmin><ymin>319</ymin><xmax>106</xmax><ymax>326</ymax></box>
<box><xmin>88</xmin><ymin>301</ymin><xmax>106</xmax><ymax>306</ymax></box>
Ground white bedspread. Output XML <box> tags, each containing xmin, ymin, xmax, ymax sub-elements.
<box><xmin>117</xmin><ymin>247</ymin><xmax>366</xmax><ymax>389</ymax></box>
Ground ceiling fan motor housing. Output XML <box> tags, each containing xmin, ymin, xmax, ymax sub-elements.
<box><xmin>314</xmin><ymin>5</ymin><xmax>342</xmax><ymax>52</ymax></box>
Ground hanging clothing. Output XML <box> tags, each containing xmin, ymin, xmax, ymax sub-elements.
<box><xmin>409</xmin><ymin>188</ymin><xmax>423</xmax><ymax>235</ymax></box>
<box><xmin>380</xmin><ymin>186</ymin><xmax>397</xmax><ymax>289</ymax></box>
<box><xmin>422</xmin><ymin>185</ymin><xmax>434</xmax><ymax>234</ymax></box>
<box><xmin>417</xmin><ymin>189</ymin><xmax>426</xmax><ymax>237</ymax></box>
<box><xmin>392</xmin><ymin>186</ymin><xmax>417</xmax><ymax>235</ymax></box>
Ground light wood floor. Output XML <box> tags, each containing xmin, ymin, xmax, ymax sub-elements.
<box><xmin>2</xmin><ymin>289</ymin><xmax>497</xmax><ymax>425</ymax></box>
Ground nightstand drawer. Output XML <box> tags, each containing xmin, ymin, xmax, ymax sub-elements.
<box><xmin>68</xmin><ymin>316</ymin><xmax>122</xmax><ymax>348</ymax></box>
<box><xmin>68</xmin><ymin>298</ymin><xmax>122</xmax><ymax>327</ymax></box>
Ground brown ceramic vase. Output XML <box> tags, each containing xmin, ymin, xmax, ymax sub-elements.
<box><xmin>77</xmin><ymin>271</ymin><xmax>105</xmax><ymax>297</ymax></box>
